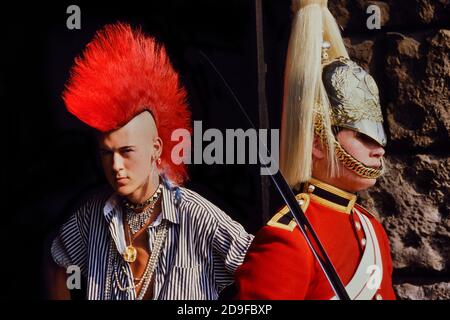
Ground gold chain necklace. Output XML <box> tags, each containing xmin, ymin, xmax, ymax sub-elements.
<box><xmin>115</xmin><ymin>220</ymin><xmax>169</xmax><ymax>299</ymax></box>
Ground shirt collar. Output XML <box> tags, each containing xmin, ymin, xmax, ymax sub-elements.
<box><xmin>103</xmin><ymin>193</ymin><xmax>120</xmax><ymax>224</ymax></box>
<box><xmin>102</xmin><ymin>179</ymin><xmax>180</xmax><ymax>225</ymax></box>
<box><xmin>160</xmin><ymin>180</ymin><xmax>180</xmax><ymax>225</ymax></box>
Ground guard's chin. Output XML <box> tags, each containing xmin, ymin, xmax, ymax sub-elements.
<box><xmin>353</xmin><ymin>176</ymin><xmax>377</xmax><ymax>192</ymax></box>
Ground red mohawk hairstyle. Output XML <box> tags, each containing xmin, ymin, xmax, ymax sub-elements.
<box><xmin>63</xmin><ymin>22</ymin><xmax>191</xmax><ymax>185</ymax></box>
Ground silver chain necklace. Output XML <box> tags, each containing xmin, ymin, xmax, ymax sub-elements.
<box><xmin>124</xmin><ymin>185</ymin><xmax>162</xmax><ymax>235</ymax></box>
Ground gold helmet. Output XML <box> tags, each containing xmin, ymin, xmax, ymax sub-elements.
<box><xmin>281</xmin><ymin>0</ymin><xmax>386</xmax><ymax>187</ymax></box>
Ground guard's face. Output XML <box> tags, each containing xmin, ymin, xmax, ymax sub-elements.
<box><xmin>335</xmin><ymin>129</ymin><xmax>385</xmax><ymax>192</ymax></box>
<box><xmin>97</xmin><ymin>111</ymin><xmax>162</xmax><ymax>197</ymax></box>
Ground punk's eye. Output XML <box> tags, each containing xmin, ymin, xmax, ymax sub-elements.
<box><xmin>99</xmin><ymin>150</ymin><xmax>111</xmax><ymax>156</ymax></box>
<box><xmin>122</xmin><ymin>148</ymin><xmax>134</xmax><ymax>154</ymax></box>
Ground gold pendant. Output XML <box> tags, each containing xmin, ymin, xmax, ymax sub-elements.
<box><xmin>123</xmin><ymin>245</ymin><xmax>137</xmax><ymax>263</ymax></box>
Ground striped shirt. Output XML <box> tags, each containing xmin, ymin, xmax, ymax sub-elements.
<box><xmin>51</xmin><ymin>180</ymin><xmax>254</xmax><ymax>300</ymax></box>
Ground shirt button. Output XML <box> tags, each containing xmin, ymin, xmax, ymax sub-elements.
<box><xmin>376</xmin><ymin>294</ymin><xmax>383</xmax><ymax>300</ymax></box>
<box><xmin>361</xmin><ymin>238</ymin><xmax>366</xmax><ymax>247</ymax></box>
<box><xmin>355</xmin><ymin>221</ymin><xmax>361</xmax><ymax>230</ymax></box>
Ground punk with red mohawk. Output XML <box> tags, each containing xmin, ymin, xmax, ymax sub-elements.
<box><xmin>63</xmin><ymin>22</ymin><xmax>191</xmax><ymax>185</ymax></box>
<box><xmin>49</xmin><ymin>22</ymin><xmax>253</xmax><ymax>300</ymax></box>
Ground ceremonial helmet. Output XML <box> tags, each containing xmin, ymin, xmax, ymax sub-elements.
<box><xmin>280</xmin><ymin>0</ymin><xmax>386</xmax><ymax>187</ymax></box>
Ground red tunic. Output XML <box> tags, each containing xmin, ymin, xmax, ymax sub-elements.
<box><xmin>235</xmin><ymin>179</ymin><xmax>396</xmax><ymax>300</ymax></box>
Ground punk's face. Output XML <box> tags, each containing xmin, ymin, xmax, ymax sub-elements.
<box><xmin>97</xmin><ymin>112</ymin><xmax>160</xmax><ymax>197</ymax></box>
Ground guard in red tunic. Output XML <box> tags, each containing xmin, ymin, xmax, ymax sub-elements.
<box><xmin>234</xmin><ymin>0</ymin><xmax>396</xmax><ymax>300</ymax></box>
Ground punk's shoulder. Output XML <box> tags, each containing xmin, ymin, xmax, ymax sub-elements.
<box><xmin>62</xmin><ymin>186</ymin><xmax>114</xmax><ymax>225</ymax></box>
<box><xmin>174</xmin><ymin>186</ymin><xmax>231</xmax><ymax>223</ymax></box>
<box><xmin>176</xmin><ymin>187</ymin><xmax>218</xmax><ymax>210</ymax></box>
<box><xmin>79</xmin><ymin>186</ymin><xmax>114</xmax><ymax>212</ymax></box>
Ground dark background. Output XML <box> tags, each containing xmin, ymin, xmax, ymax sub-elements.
<box><xmin>0</xmin><ymin>0</ymin><xmax>293</xmax><ymax>298</ymax></box>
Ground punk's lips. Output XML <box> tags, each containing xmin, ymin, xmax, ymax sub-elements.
<box><xmin>115</xmin><ymin>177</ymin><xmax>128</xmax><ymax>182</ymax></box>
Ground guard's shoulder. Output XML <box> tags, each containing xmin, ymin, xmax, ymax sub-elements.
<box><xmin>267</xmin><ymin>193</ymin><xmax>310</xmax><ymax>232</ymax></box>
<box><xmin>354</xmin><ymin>203</ymin><xmax>380</xmax><ymax>221</ymax></box>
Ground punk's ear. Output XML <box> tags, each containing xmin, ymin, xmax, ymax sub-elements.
<box><xmin>153</xmin><ymin>136</ymin><xmax>163</xmax><ymax>159</ymax></box>
<box><xmin>312</xmin><ymin>135</ymin><xmax>325</xmax><ymax>160</ymax></box>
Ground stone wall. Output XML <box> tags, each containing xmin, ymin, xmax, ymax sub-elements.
<box><xmin>328</xmin><ymin>0</ymin><xmax>450</xmax><ymax>299</ymax></box>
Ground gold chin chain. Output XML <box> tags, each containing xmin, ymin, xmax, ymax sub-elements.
<box><xmin>314</xmin><ymin>109</ymin><xmax>383</xmax><ymax>179</ymax></box>
<box><xmin>334</xmin><ymin>142</ymin><xmax>384</xmax><ymax>179</ymax></box>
